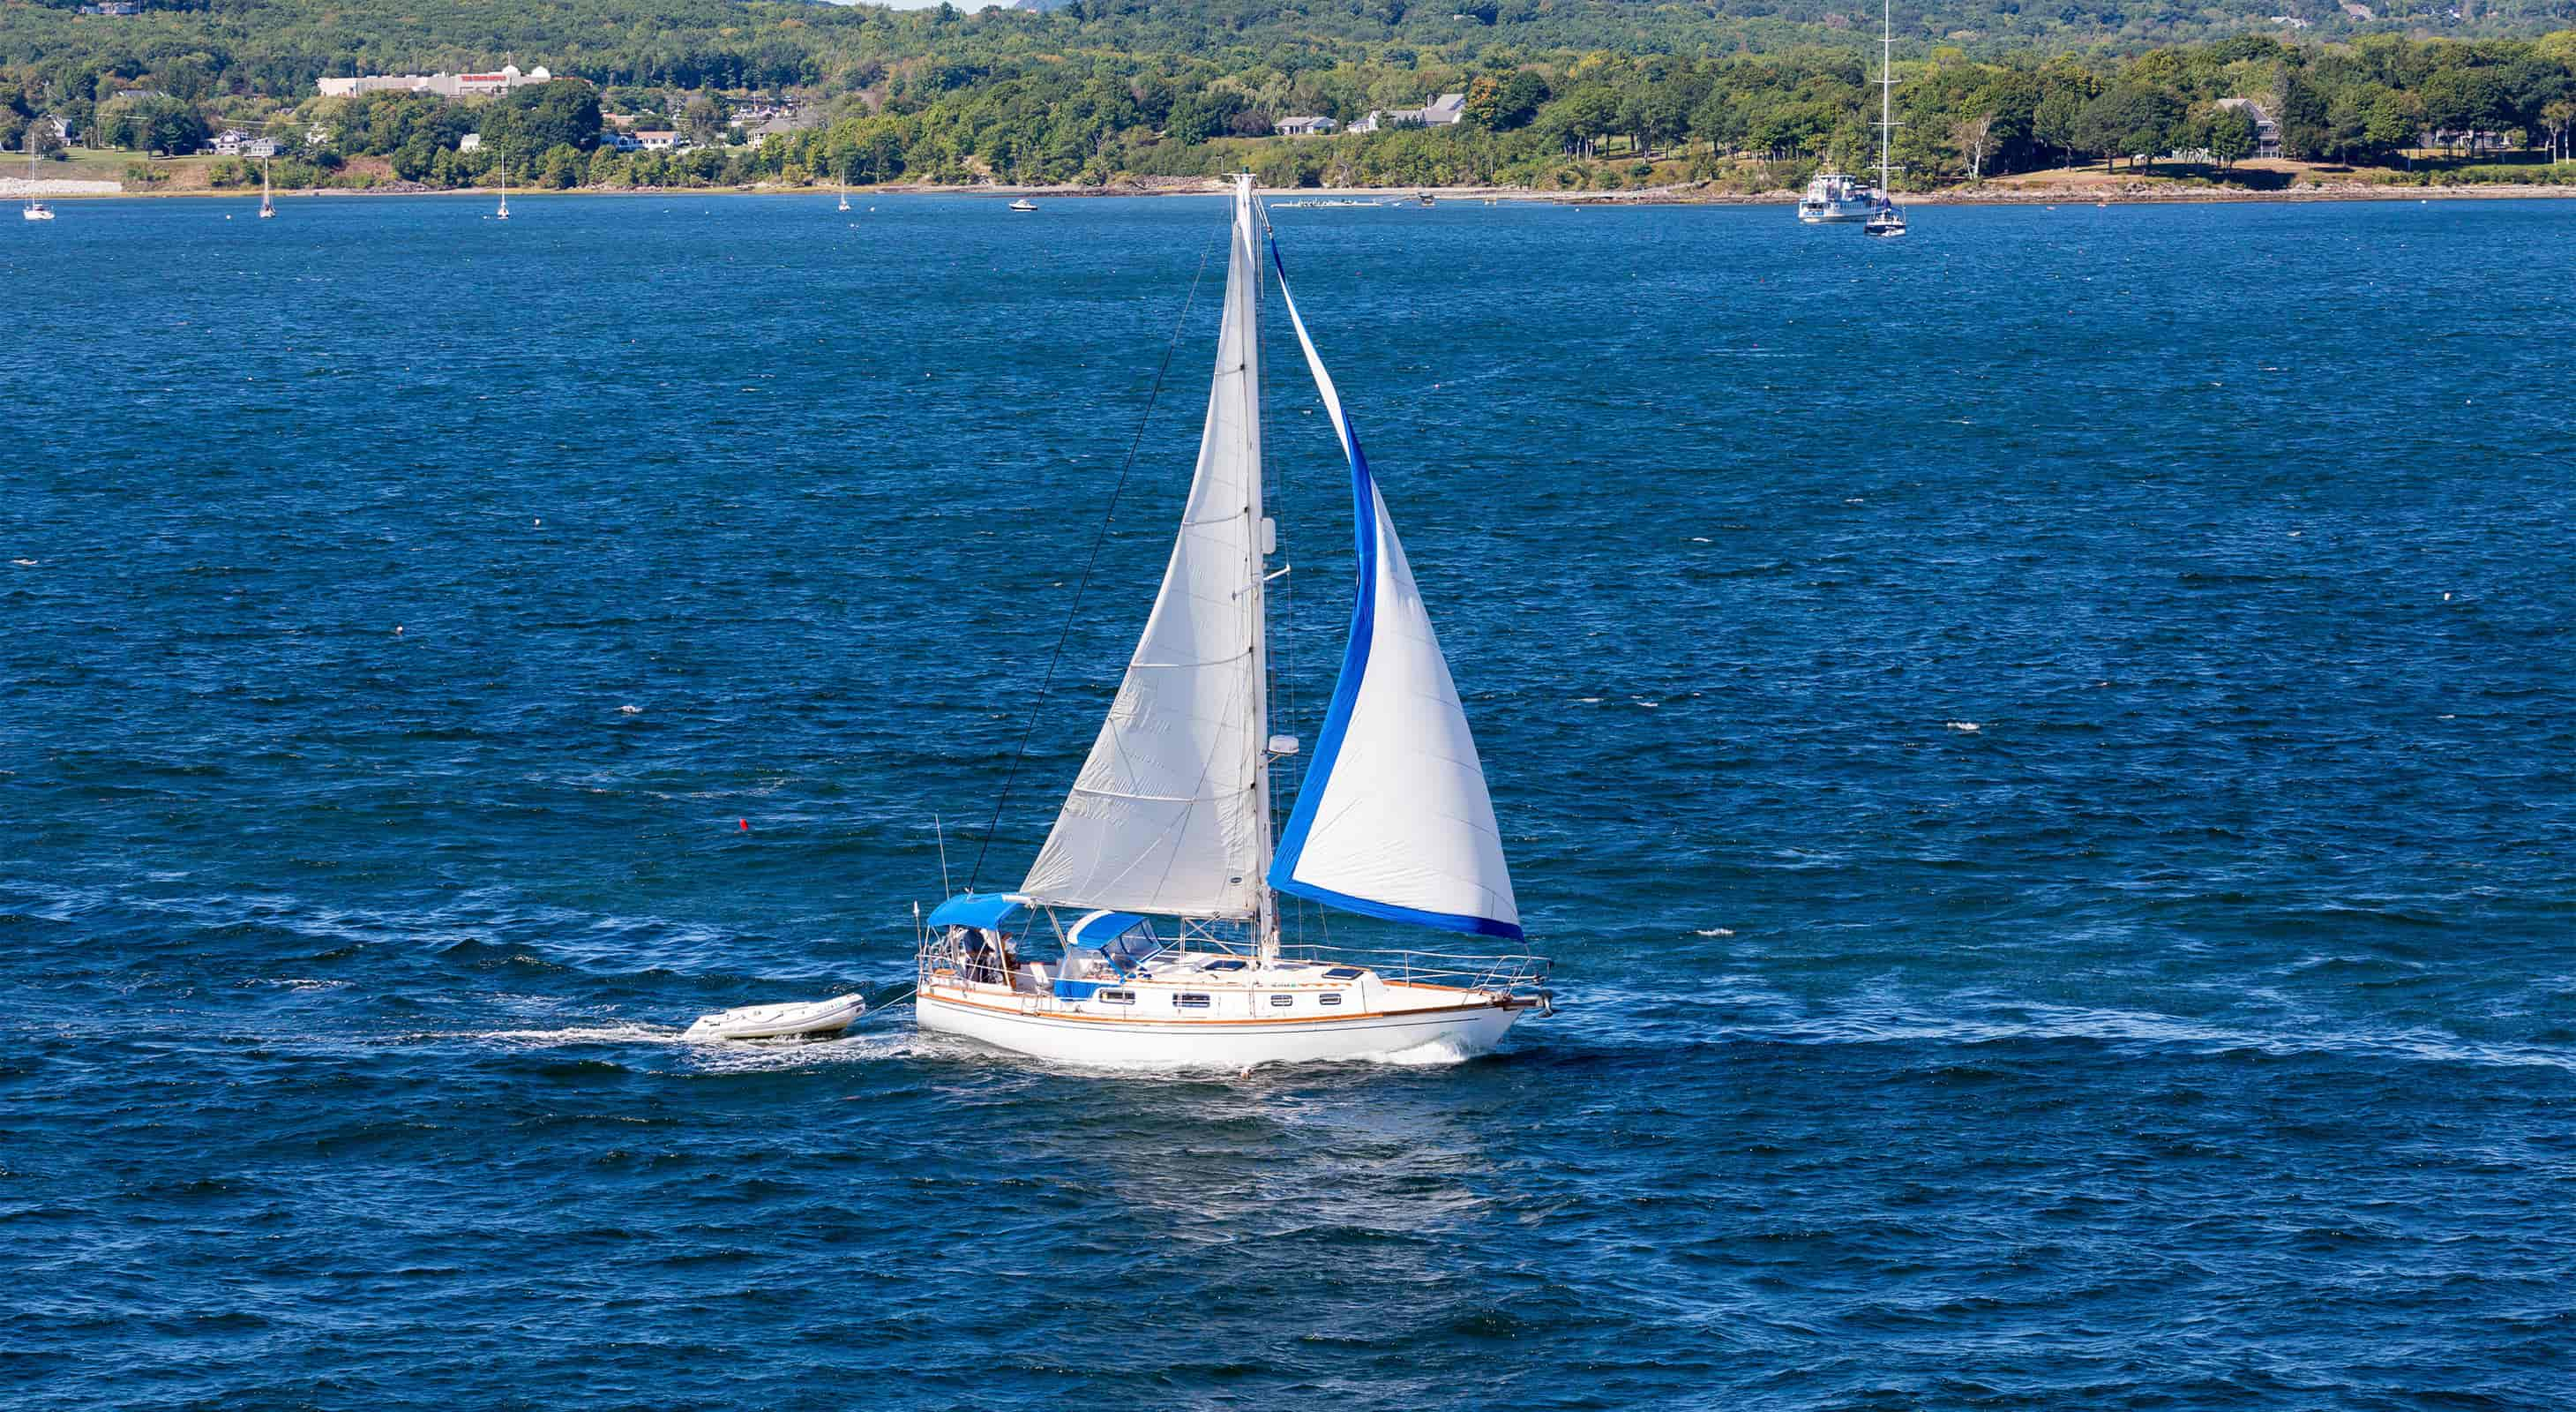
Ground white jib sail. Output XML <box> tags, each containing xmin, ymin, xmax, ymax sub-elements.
<box><xmin>1022</xmin><ymin>182</ymin><xmax>1268</xmax><ymax>920</ymax></box>
<box><xmin>1265</xmin><ymin>244</ymin><xmax>1521</xmax><ymax>940</ymax></box>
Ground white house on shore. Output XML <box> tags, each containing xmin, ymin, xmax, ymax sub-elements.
<box><xmin>210</xmin><ymin>129</ymin><xmax>280</xmax><ymax>158</ymax></box>
<box><xmin>2213</xmin><ymin>98</ymin><xmax>2283</xmax><ymax>159</ymax></box>
<box><xmin>1274</xmin><ymin>115</ymin><xmax>1338</xmax><ymax>137</ymax></box>
<box><xmin>1347</xmin><ymin>93</ymin><xmax>1465</xmax><ymax>133</ymax></box>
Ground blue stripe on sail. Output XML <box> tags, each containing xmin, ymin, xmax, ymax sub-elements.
<box><xmin>1264</xmin><ymin>236</ymin><xmax>1374</xmax><ymax>898</ymax></box>
<box><xmin>1276</xmin><ymin>878</ymin><xmax>1526</xmax><ymax>942</ymax></box>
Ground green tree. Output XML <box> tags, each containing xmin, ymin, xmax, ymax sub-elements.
<box><xmin>2277</xmin><ymin>69</ymin><xmax>2332</xmax><ymax>161</ymax></box>
<box><xmin>2033</xmin><ymin>88</ymin><xmax>2083</xmax><ymax>169</ymax></box>
<box><xmin>2205</xmin><ymin>104</ymin><xmax>2257</xmax><ymax>170</ymax></box>
<box><xmin>2074</xmin><ymin>90</ymin><xmax>2126</xmax><ymax>171</ymax></box>
<box><xmin>118</xmin><ymin>97</ymin><xmax>208</xmax><ymax>157</ymax></box>
<box><xmin>1494</xmin><ymin>71</ymin><xmax>1550</xmax><ymax>132</ymax></box>
<box><xmin>2364</xmin><ymin>88</ymin><xmax>2422</xmax><ymax>164</ymax></box>
<box><xmin>539</xmin><ymin>143</ymin><xmax>581</xmax><ymax>188</ymax></box>
<box><xmin>492</xmin><ymin>79</ymin><xmax>602</xmax><ymax>161</ymax></box>
<box><xmin>2117</xmin><ymin>86</ymin><xmax>2184</xmax><ymax>174</ymax></box>
<box><xmin>392</xmin><ymin>136</ymin><xmax>438</xmax><ymax>181</ymax></box>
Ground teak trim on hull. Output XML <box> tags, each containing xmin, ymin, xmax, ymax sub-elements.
<box><xmin>918</xmin><ymin>988</ymin><xmax>1513</xmax><ymax>1028</ymax></box>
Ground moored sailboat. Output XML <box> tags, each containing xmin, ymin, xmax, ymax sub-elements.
<box><xmin>19</xmin><ymin>131</ymin><xmax>51</xmax><ymax>222</ymax></box>
<box><xmin>1863</xmin><ymin>0</ymin><xmax>1909</xmax><ymax>239</ymax></box>
<box><xmin>915</xmin><ymin>175</ymin><xmax>1550</xmax><ymax>1069</ymax></box>
<box><xmin>258</xmin><ymin>156</ymin><xmax>276</xmax><ymax>219</ymax></box>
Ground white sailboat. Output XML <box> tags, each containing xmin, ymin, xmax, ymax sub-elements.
<box><xmin>1864</xmin><ymin>0</ymin><xmax>1909</xmax><ymax>239</ymax></box>
<box><xmin>495</xmin><ymin>159</ymin><xmax>510</xmax><ymax>221</ymax></box>
<box><xmin>258</xmin><ymin>156</ymin><xmax>275</xmax><ymax>219</ymax></box>
<box><xmin>19</xmin><ymin>131</ymin><xmax>51</xmax><ymax>222</ymax></box>
<box><xmin>915</xmin><ymin>175</ymin><xmax>1550</xmax><ymax>1069</ymax></box>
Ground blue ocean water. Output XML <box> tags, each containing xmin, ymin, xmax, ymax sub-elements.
<box><xmin>4</xmin><ymin>192</ymin><xmax>2572</xmax><ymax>1409</ymax></box>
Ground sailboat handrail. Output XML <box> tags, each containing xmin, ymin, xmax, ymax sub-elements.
<box><xmin>1274</xmin><ymin>941</ymin><xmax>1548</xmax><ymax>993</ymax></box>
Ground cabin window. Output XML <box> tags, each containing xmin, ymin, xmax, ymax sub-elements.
<box><xmin>1204</xmin><ymin>959</ymin><xmax>1248</xmax><ymax>973</ymax></box>
<box><xmin>1175</xmin><ymin>994</ymin><xmax>1211</xmax><ymax>1010</ymax></box>
<box><xmin>1323</xmin><ymin>966</ymin><xmax>1364</xmax><ymax>980</ymax></box>
<box><xmin>1097</xmin><ymin>990</ymin><xmax>1134</xmax><ymax>1005</ymax></box>
<box><xmin>1319</xmin><ymin>993</ymin><xmax>1344</xmax><ymax>1007</ymax></box>
<box><xmin>1269</xmin><ymin>995</ymin><xmax>1293</xmax><ymax>1009</ymax></box>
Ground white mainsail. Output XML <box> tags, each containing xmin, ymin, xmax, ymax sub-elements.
<box><xmin>1022</xmin><ymin>181</ymin><xmax>1269</xmax><ymax>920</ymax></box>
<box><xmin>1265</xmin><ymin>248</ymin><xmax>1521</xmax><ymax>940</ymax></box>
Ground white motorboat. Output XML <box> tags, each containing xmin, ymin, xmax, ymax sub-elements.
<box><xmin>685</xmin><ymin>993</ymin><xmax>866</xmax><ymax>1041</ymax></box>
<box><xmin>915</xmin><ymin>175</ymin><xmax>1552</xmax><ymax>1070</ymax></box>
<box><xmin>1007</xmin><ymin>198</ymin><xmax>1037</xmax><ymax>212</ymax></box>
<box><xmin>1862</xmin><ymin>0</ymin><xmax>1909</xmax><ymax>239</ymax></box>
<box><xmin>1797</xmin><ymin>171</ymin><xmax>1876</xmax><ymax>222</ymax></box>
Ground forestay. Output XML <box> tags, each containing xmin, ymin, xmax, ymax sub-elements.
<box><xmin>1022</xmin><ymin>184</ymin><xmax>1269</xmax><ymax>920</ymax></box>
<box><xmin>1263</xmin><ymin>239</ymin><xmax>1523</xmax><ymax>941</ymax></box>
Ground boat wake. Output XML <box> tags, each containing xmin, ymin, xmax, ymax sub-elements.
<box><xmin>408</xmin><ymin>1021</ymin><xmax>919</xmax><ymax>1070</ymax></box>
<box><xmin>1366</xmin><ymin>1037</ymin><xmax>1481</xmax><ymax>1067</ymax></box>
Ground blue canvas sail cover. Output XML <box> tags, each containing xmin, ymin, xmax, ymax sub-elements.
<box><xmin>926</xmin><ymin>892</ymin><xmax>1032</xmax><ymax>930</ymax></box>
<box><xmin>1260</xmin><ymin>238</ymin><xmax>1523</xmax><ymax>942</ymax></box>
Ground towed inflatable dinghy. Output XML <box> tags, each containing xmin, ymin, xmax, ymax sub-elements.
<box><xmin>684</xmin><ymin>993</ymin><xmax>866</xmax><ymax>1042</ymax></box>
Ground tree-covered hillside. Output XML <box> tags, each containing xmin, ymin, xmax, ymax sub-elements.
<box><xmin>4</xmin><ymin>1</ymin><xmax>2572</xmax><ymax>195</ymax></box>
<box><xmin>5</xmin><ymin>0</ymin><xmax>2576</xmax><ymax>102</ymax></box>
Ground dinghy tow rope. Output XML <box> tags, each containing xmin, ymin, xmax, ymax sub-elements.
<box><xmin>853</xmin><ymin>983</ymin><xmax>919</xmax><ymax>1025</ymax></box>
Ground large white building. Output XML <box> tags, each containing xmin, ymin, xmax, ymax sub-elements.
<box><xmin>317</xmin><ymin>64</ymin><xmax>554</xmax><ymax>100</ymax></box>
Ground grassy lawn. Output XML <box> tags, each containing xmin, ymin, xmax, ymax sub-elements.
<box><xmin>36</xmin><ymin>146</ymin><xmax>225</xmax><ymax>188</ymax></box>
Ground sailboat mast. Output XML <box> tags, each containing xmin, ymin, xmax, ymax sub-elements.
<box><xmin>1879</xmin><ymin>0</ymin><xmax>1894</xmax><ymax>197</ymax></box>
<box><xmin>1237</xmin><ymin>172</ymin><xmax>1279</xmax><ymax>960</ymax></box>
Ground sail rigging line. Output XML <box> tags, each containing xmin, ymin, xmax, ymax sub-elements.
<box><xmin>964</xmin><ymin>231</ymin><xmax>1223</xmax><ymax>894</ymax></box>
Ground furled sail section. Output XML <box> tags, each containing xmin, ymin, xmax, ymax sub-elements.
<box><xmin>1022</xmin><ymin>184</ymin><xmax>1267</xmax><ymax>920</ymax></box>
<box><xmin>1262</xmin><ymin>240</ymin><xmax>1522</xmax><ymax>940</ymax></box>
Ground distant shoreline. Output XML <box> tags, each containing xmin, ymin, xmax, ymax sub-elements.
<box><xmin>38</xmin><ymin>178</ymin><xmax>2576</xmax><ymax>207</ymax></box>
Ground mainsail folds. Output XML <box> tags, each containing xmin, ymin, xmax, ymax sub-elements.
<box><xmin>1022</xmin><ymin>184</ymin><xmax>1268</xmax><ymax>920</ymax></box>
<box><xmin>1263</xmin><ymin>241</ymin><xmax>1522</xmax><ymax>941</ymax></box>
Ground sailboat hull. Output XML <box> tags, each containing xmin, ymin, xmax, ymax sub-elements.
<box><xmin>916</xmin><ymin>988</ymin><xmax>1522</xmax><ymax>1068</ymax></box>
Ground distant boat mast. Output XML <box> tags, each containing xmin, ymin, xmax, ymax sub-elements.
<box><xmin>1877</xmin><ymin>0</ymin><xmax>1895</xmax><ymax>202</ymax></box>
